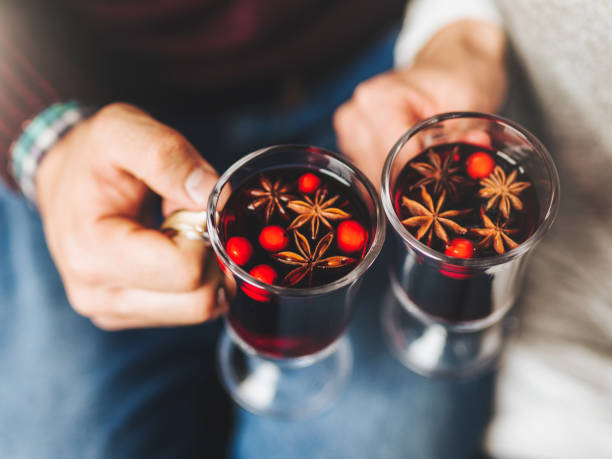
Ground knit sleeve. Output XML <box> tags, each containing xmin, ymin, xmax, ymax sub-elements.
<box><xmin>0</xmin><ymin>1</ymin><xmax>96</xmax><ymax>197</ymax></box>
<box><xmin>0</xmin><ymin>26</ymin><xmax>61</xmax><ymax>191</ymax></box>
<box><xmin>394</xmin><ymin>0</ymin><xmax>503</xmax><ymax>69</ymax></box>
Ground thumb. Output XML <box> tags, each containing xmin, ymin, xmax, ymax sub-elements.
<box><xmin>133</xmin><ymin>136</ymin><xmax>217</xmax><ymax>210</ymax></box>
<box><xmin>98</xmin><ymin>106</ymin><xmax>218</xmax><ymax>209</ymax></box>
<box><xmin>183</xmin><ymin>164</ymin><xmax>218</xmax><ymax>209</ymax></box>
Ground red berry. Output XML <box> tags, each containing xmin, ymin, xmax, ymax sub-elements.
<box><xmin>440</xmin><ymin>265</ymin><xmax>472</xmax><ymax>280</ymax></box>
<box><xmin>441</xmin><ymin>238</ymin><xmax>474</xmax><ymax>279</ymax></box>
<box><xmin>337</xmin><ymin>220</ymin><xmax>366</xmax><ymax>253</ymax></box>
<box><xmin>445</xmin><ymin>238</ymin><xmax>474</xmax><ymax>259</ymax></box>
<box><xmin>242</xmin><ymin>265</ymin><xmax>277</xmax><ymax>302</ymax></box>
<box><xmin>298</xmin><ymin>172</ymin><xmax>321</xmax><ymax>193</ymax></box>
<box><xmin>249</xmin><ymin>264</ymin><xmax>277</xmax><ymax>285</ymax></box>
<box><xmin>226</xmin><ymin>236</ymin><xmax>253</xmax><ymax>266</ymax></box>
<box><xmin>466</xmin><ymin>152</ymin><xmax>495</xmax><ymax>179</ymax></box>
<box><xmin>259</xmin><ymin>225</ymin><xmax>289</xmax><ymax>251</ymax></box>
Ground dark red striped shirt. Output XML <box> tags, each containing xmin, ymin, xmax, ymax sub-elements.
<box><xmin>0</xmin><ymin>0</ymin><xmax>405</xmax><ymax>189</ymax></box>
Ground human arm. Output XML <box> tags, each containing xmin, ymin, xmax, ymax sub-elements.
<box><xmin>4</xmin><ymin>98</ymin><xmax>228</xmax><ymax>331</ymax></box>
<box><xmin>333</xmin><ymin>0</ymin><xmax>508</xmax><ymax>187</ymax></box>
<box><xmin>1</xmin><ymin>1</ymin><xmax>229</xmax><ymax>330</ymax></box>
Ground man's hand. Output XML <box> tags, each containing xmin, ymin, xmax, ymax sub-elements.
<box><xmin>334</xmin><ymin>20</ymin><xmax>508</xmax><ymax>188</ymax></box>
<box><xmin>36</xmin><ymin>102</ymin><xmax>229</xmax><ymax>330</ymax></box>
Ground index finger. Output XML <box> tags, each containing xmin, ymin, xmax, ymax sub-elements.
<box><xmin>83</xmin><ymin>215</ymin><xmax>220</xmax><ymax>292</ymax></box>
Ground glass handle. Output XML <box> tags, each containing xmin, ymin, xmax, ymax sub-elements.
<box><xmin>160</xmin><ymin>209</ymin><xmax>210</xmax><ymax>244</ymax></box>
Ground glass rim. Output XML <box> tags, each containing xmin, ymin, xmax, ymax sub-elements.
<box><xmin>207</xmin><ymin>144</ymin><xmax>386</xmax><ymax>297</ymax></box>
<box><xmin>381</xmin><ymin>111</ymin><xmax>561</xmax><ymax>268</ymax></box>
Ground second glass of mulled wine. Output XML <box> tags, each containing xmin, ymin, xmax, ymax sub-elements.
<box><xmin>381</xmin><ymin>112</ymin><xmax>560</xmax><ymax>378</ymax></box>
<box><xmin>207</xmin><ymin>144</ymin><xmax>384</xmax><ymax>417</ymax></box>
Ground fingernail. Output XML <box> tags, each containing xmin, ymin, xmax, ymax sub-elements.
<box><xmin>185</xmin><ymin>168</ymin><xmax>207</xmax><ymax>206</ymax></box>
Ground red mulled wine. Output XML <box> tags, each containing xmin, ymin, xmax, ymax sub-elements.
<box><xmin>392</xmin><ymin>142</ymin><xmax>540</xmax><ymax>321</ymax></box>
<box><xmin>219</xmin><ymin>166</ymin><xmax>372</xmax><ymax>358</ymax></box>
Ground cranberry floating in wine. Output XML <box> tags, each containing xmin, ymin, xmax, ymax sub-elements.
<box><xmin>298</xmin><ymin>172</ymin><xmax>321</xmax><ymax>193</ymax></box>
<box><xmin>445</xmin><ymin>237</ymin><xmax>474</xmax><ymax>259</ymax></box>
<box><xmin>465</xmin><ymin>151</ymin><xmax>495</xmax><ymax>179</ymax></box>
<box><xmin>249</xmin><ymin>264</ymin><xmax>277</xmax><ymax>284</ymax></box>
<box><xmin>259</xmin><ymin>225</ymin><xmax>289</xmax><ymax>252</ymax></box>
<box><xmin>226</xmin><ymin>236</ymin><xmax>253</xmax><ymax>266</ymax></box>
<box><xmin>337</xmin><ymin>220</ymin><xmax>367</xmax><ymax>254</ymax></box>
<box><xmin>242</xmin><ymin>264</ymin><xmax>278</xmax><ymax>302</ymax></box>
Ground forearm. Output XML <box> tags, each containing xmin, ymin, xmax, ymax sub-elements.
<box><xmin>414</xmin><ymin>19</ymin><xmax>508</xmax><ymax>113</ymax></box>
<box><xmin>394</xmin><ymin>0</ymin><xmax>508</xmax><ymax>113</ymax></box>
<box><xmin>395</xmin><ymin>0</ymin><xmax>504</xmax><ymax>67</ymax></box>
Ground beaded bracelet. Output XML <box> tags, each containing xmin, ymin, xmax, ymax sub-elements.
<box><xmin>10</xmin><ymin>101</ymin><xmax>92</xmax><ymax>203</ymax></box>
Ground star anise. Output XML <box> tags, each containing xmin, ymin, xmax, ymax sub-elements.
<box><xmin>401</xmin><ymin>186</ymin><xmax>470</xmax><ymax>245</ymax></box>
<box><xmin>272</xmin><ymin>230</ymin><xmax>355</xmax><ymax>287</ymax></box>
<box><xmin>246</xmin><ymin>175</ymin><xmax>293</xmax><ymax>222</ymax></box>
<box><xmin>471</xmin><ymin>207</ymin><xmax>519</xmax><ymax>255</ymax></box>
<box><xmin>287</xmin><ymin>189</ymin><xmax>350</xmax><ymax>239</ymax></box>
<box><xmin>410</xmin><ymin>147</ymin><xmax>467</xmax><ymax>196</ymax></box>
<box><xmin>478</xmin><ymin>166</ymin><xmax>531</xmax><ymax>220</ymax></box>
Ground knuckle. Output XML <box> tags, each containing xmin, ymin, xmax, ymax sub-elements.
<box><xmin>185</xmin><ymin>289</ymin><xmax>216</xmax><ymax>323</ymax></box>
<box><xmin>89</xmin><ymin>105</ymin><xmax>121</xmax><ymax>143</ymax></box>
<box><xmin>155</xmin><ymin>130</ymin><xmax>186</xmax><ymax>160</ymax></box>
<box><xmin>353</xmin><ymin>76</ymin><xmax>388</xmax><ymax>109</ymax></box>
<box><xmin>332</xmin><ymin>104</ymin><xmax>349</xmax><ymax>131</ymax></box>
<box><xmin>146</xmin><ymin>131</ymin><xmax>191</xmax><ymax>176</ymax></box>
<box><xmin>91</xmin><ymin>103</ymin><xmax>122</xmax><ymax>129</ymax></box>
<box><xmin>353</xmin><ymin>80</ymin><xmax>376</xmax><ymax>104</ymax></box>
<box><xmin>95</xmin><ymin>102</ymin><xmax>135</xmax><ymax>120</ymax></box>
<box><xmin>89</xmin><ymin>103</ymin><xmax>143</xmax><ymax>146</ymax></box>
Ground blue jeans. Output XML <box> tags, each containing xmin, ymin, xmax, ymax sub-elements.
<box><xmin>0</xmin><ymin>29</ymin><xmax>493</xmax><ymax>459</ymax></box>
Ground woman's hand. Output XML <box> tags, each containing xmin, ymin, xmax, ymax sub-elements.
<box><xmin>334</xmin><ymin>20</ymin><xmax>508</xmax><ymax>188</ymax></box>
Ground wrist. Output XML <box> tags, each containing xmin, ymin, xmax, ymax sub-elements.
<box><xmin>415</xmin><ymin>20</ymin><xmax>505</xmax><ymax>66</ymax></box>
<box><xmin>412</xmin><ymin>20</ymin><xmax>508</xmax><ymax>113</ymax></box>
<box><xmin>10</xmin><ymin>101</ymin><xmax>93</xmax><ymax>204</ymax></box>
<box><xmin>394</xmin><ymin>0</ymin><xmax>504</xmax><ymax>69</ymax></box>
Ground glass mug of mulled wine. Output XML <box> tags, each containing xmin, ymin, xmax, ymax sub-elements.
<box><xmin>205</xmin><ymin>145</ymin><xmax>385</xmax><ymax>417</ymax></box>
<box><xmin>380</xmin><ymin>112</ymin><xmax>560</xmax><ymax>378</ymax></box>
